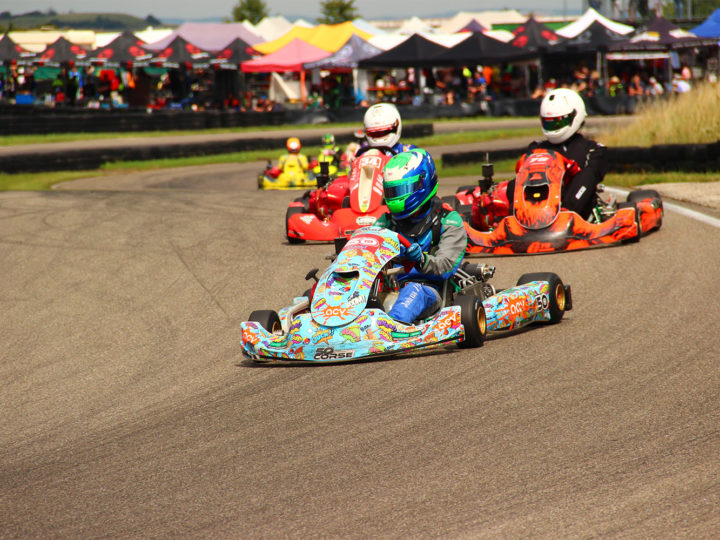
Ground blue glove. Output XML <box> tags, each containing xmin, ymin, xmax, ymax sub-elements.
<box><xmin>404</xmin><ymin>242</ymin><xmax>424</xmax><ymax>264</ymax></box>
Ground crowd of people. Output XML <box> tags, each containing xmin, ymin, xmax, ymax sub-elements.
<box><xmin>0</xmin><ymin>57</ymin><xmax>701</xmax><ymax>113</ymax></box>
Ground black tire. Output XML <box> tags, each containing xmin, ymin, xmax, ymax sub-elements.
<box><xmin>248</xmin><ymin>310</ymin><xmax>282</xmax><ymax>334</ymax></box>
<box><xmin>627</xmin><ymin>189</ymin><xmax>661</xmax><ymax>204</ymax></box>
<box><xmin>457</xmin><ymin>204</ymin><xmax>472</xmax><ymax>223</ymax></box>
<box><xmin>456</xmin><ymin>184</ymin><xmax>476</xmax><ymax>194</ymax></box>
<box><xmin>341</xmin><ymin>196</ymin><xmax>351</xmax><ymax>208</ymax></box>
<box><xmin>293</xmin><ymin>193</ymin><xmax>311</xmax><ymax>212</ymax></box>
<box><xmin>285</xmin><ymin>206</ymin><xmax>306</xmax><ymax>244</ymax></box>
<box><xmin>516</xmin><ymin>272</ymin><xmax>567</xmax><ymax>324</ymax></box>
<box><xmin>453</xmin><ymin>295</ymin><xmax>487</xmax><ymax>348</ymax></box>
<box><xmin>617</xmin><ymin>201</ymin><xmax>641</xmax><ymax>242</ymax></box>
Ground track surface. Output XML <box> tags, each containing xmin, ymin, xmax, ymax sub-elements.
<box><xmin>2</xmin><ymin>161</ymin><xmax>719</xmax><ymax>537</ymax></box>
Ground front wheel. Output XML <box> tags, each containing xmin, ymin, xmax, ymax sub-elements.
<box><xmin>453</xmin><ymin>294</ymin><xmax>487</xmax><ymax>348</ymax></box>
<box><xmin>248</xmin><ymin>310</ymin><xmax>282</xmax><ymax>334</ymax></box>
<box><xmin>516</xmin><ymin>272</ymin><xmax>569</xmax><ymax>324</ymax></box>
<box><xmin>286</xmin><ymin>206</ymin><xmax>306</xmax><ymax>244</ymax></box>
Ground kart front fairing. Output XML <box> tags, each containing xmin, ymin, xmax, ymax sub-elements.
<box><xmin>241</xmin><ymin>227</ymin><xmax>465</xmax><ymax>361</ymax></box>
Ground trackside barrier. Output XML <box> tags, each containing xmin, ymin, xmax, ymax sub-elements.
<box><xmin>442</xmin><ymin>141</ymin><xmax>720</xmax><ymax>173</ymax></box>
<box><xmin>0</xmin><ymin>124</ymin><xmax>433</xmax><ymax>174</ymax></box>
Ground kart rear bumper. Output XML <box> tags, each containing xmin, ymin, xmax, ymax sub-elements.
<box><xmin>259</xmin><ymin>171</ymin><xmax>317</xmax><ymax>190</ymax></box>
<box><xmin>241</xmin><ymin>308</ymin><xmax>464</xmax><ymax>362</ymax></box>
<box><xmin>465</xmin><ymin>208</ymin><xmax>639</xmax><ymax>254</ymax></box>
<box><xmin>287</xmin><ymin>207</ymin><xmax>387</xmax><ymax>242</ymax></box>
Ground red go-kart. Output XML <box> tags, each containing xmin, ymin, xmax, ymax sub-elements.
<box><xmin>285</xmin><ymin>146</ymin><xmax>396</xmax><ymax>243</ymax></box>
<box><xmin>447</xmin><ymin>149</ymin><xmax>663</xmax><ymax>255</ymax></box>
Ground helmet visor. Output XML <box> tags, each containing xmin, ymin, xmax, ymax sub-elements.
<box><xmin>384</xmin><ymin>174</ymin><xmax>423</xmax><ymax>200</ymax></box>
<box><xmin>542</xmin><ymin>110</ymin><xmax>576</xmax><ymax>132</ymax></box>
<box><xmin>366</xmin><ymin>123</ymin><xmax>398</xmax><ymax>140</ymax></box>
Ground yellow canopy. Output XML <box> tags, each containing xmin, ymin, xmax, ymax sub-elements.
<box><xmin>253</xmin><ymin>22</ymin><xmax>374</xmax><ymax>54</ymax></box>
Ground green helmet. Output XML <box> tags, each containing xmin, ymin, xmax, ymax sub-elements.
<box><xmin>322</xmin><ymin>133</ymin><xmax>335</xmax><ymax>147</ymax></box>
<box><xmin>382</xmin><ymin>149</ymin><xmax>438</xmax><ymax>220</ymax></box>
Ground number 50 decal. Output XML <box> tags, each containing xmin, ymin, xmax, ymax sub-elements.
<box><xmin>534</xmin><ymin>294</ymin><xmax>549</xmax><ymax>311</ymax></box>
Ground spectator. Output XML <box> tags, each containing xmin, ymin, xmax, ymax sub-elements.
<box><xmin>627</xmin><ymin>74</ymin><xmax>646</xmax><ymax>97</ymax></box>
<box><xmin>607</xmin><ymin>75</ymin><xmax>624</xmax><ymax>97</ymax></box>
<box><xmin>647</xmin><ymin>76</ymin><xmax>664</xmax><ymax>96</ymax></box>
<box><xmin>672</xmin><ymin>74</ymin><xmax>691</xmax><ymax>93</ymax></box>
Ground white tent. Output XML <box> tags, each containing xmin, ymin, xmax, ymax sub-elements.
<box><xmin>398</xmin><ymin>16</ymin><xmax>432</xmax><ymax>35</ymax></box>
<box><xmin>436</xmin><ymin>10</ymin><xmax>527</xmax><ymax>34</ymax></box>
<box><xmin>252</xmin><ymin>16</ymin><xmax>295</xmax><ymax>42</ymax></box>
<box><xmin>9</xmin><ymin>29</ymin><xmax>95</xmax><ymax>52</ymax></box>
<box><xmin>556</xmin><ymin>8</ymin><xmax>634</xmax><ymax>38</ymax></box>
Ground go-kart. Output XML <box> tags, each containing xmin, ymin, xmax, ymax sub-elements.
<box><xmin>447</xmin><ymin>149</ymin><xmax>663</xmax><ymax>255</ymax></box>
<box><xmin>258</xmin><ymin>156</ymin><xmax>317</xmax><ymax>190</ymax></box>
<box><xmin>285</xmin><ymin>146</ymin><xmax>396</xmax><ymax>243</ymax></box>
<box><xmin>241</xmin><ymin>226</ymin><xmax>572</xmax><ymax>363</ymax></box>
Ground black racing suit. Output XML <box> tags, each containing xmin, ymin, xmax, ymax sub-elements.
<box><xmin>508</xmin><ymin>133</ymin><xmax>609</xmax><ymax>220</ymax></box>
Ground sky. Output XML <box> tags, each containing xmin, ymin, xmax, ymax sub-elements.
<box><xmin>4</xmin><ymin>0</ymin><xmax>578</xmax><ymax>23</ymax></box>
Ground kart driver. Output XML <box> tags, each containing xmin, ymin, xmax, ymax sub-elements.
<box><xmin>278</xmin><ymin>137</ymin><xmax>309</xmax><ymax>173</ymax></box>
<box><xmin>375</xmin><ymin>149</ymin><xmax>467</xmax><ymax>324</ymax></box>
<box><xmin>509</xmin><ymin>88</ymin><xmax>609</xmax><ymax>219</ymax></box>
<box><xmin>362</xmin><ymin>102</ymin><xmax>417</xmax><ymax>156</ymax></box>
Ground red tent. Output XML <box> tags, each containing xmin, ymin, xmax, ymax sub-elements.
<box><xmin>241</xmin><ymin>38</ymin><xmax>329</xmax><ymax>73</ymax></box>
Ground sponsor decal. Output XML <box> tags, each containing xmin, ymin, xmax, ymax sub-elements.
<box><xmin>508</xmin><ymin>298</ymin><xmax>527</xmax><ymax>315</ymax></box>
<box><xmin>300</xmin><ymin>215</ymin><xmax>314</xmax><ymax>224</ymax></box>
<box><xmin>575</xmin><ymin>186</ymin><xmax>587</xmax><ymax>200</ymax></box>
<box><xmin>322</xmin><ymin>306</ymin><xmax>351</xmax><ymax>318</ymax></box>
<box><xmin>313</xmin><ymin>347</ymin><xmax>355</xmax><ymax>360</ymax></box>
<box><xmin>356</xmin><ymin>215</ymin><xmax>377</xmax><ymax>226</ymax></box>
<box><xmin>346</xmin><ymin>235</ymin><xmax>380</xmax><ymax>249</ymax></box>
<box><xmin>346</xmin><ymin>293</ymin><xmax>365</xmax><ymax>308</ymax></box>
<box><xmin>390</xmin><ymin>330</ymin><xmax>423</xmax><ymax>340</ymax></box>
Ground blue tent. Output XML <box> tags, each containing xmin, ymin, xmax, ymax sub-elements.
<box><xmin>692</xmin><ymin>8</ymin><xmax>720</xmax><ymax>38</ymax></box>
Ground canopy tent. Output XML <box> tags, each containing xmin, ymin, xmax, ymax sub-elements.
<box><xmin>241</xmin><ymin>38</ymin><xmax>330</xmax><ymax>103</ymax></box>
<box><xmin>87</xmin><ymin>31</ymin><xmax>152</xmax><ymax>67</ymax></box>
<box><xmin>8</xmin><ymin>29</ymin><xmax>95</xmax><ymax>53</ymax></box>
<box><xmin>0</xmin><ymin>34</ymin><xmax>35</xmax><ymax>63</ymax></box>
<box><xmin>358</xmin><ymin>33</ymin><xmax>449</xmax><ymax>68</ymax></box>
<box><xmin>253</xmin><ymin>21</ymin><xmax>374</xmax><ymax>54</ymax></box>
<box><xmin>242</xmin><ymin>38</ymin><xmax>329</xmax><ymax>72</ymax></box>
<box><xmin>509</xmin><ymin>17</ymin><xmax>561</xmax><ymax>50</ymax></box>
<box><xmin>556</xmin><ymin>8</ymin><xmax>634</xmax><ymax>38</ymax></box>
<box><xmin>610</xmin><ymin>16</ymin><xmax>718</xmax><ymax>51</ymax></box>
<box><xmin>210</xmin><ymin>37</ymin><xmax>255</xmax><ymax>69</ymax></box>
<box><xmin>145</xmin><ymin>22</ymin><xmax>262</xmax><ymax>51</ymax></box>
<box><xmin>303</xmin><ymin>34</ymin><xmax>382</xmax><ymax>69</ymax></box>
<box><xmin>249</xmin><ymin>16</ymin><xmax>295</xmax><ymax>41</ymax></box>
<box><xmin>692</xmin><ymin>8</ymin><xmax>720</xmax><ymax>38</ymax></box>
<box><xmin>430</xmin><ymin>31</ymin><xmax>538</xmax><ymax>66</ymax></box>
<box><xmin>397</xmin><ymin>16</ymin><xmax>432</xmax><ymax>35</ymax></box>
<box><xmin>460</xmin><ymin>20</ymin><xmax>487</xmax><ymax>33</ymax></box>
<box><xmin>151</xmin><ymin>36</ymin><xmax>212</xmax><ymax>68</ymax></box>
<box><xmin>436</xmin><ymin>10</ymin><xmax>527</xmax><ymax>34</ymax></box>
<box><xmin>36</xmin><ymin>36</ymin><xmax>88</xmax><ymax>65</ymax></box>
<box><xmin>352</xmin><ymin>18</ymin><xmax>387</xmax><ymax>36</ymax></box>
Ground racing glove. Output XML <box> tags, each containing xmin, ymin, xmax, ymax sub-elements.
<box><xmin>404</xmin><ymin>242</ymin><xmax>425</xmax><ymax>264</ymax></box>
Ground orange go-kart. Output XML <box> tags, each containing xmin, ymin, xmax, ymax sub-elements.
<box><xmin>285</xmin><ymin>146</ymin><xmax>397</xmax><ymax>243</ymax></box>
<box><xmin>448</xmin><ymin>149</ymin><xmax>663</xmax><ymax>255</ymax></box>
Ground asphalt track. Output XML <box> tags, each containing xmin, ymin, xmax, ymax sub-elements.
<box><xmin>2</xmin><ymin>150</ymin><xmax>720</xmax><ymax>537</ymax></box>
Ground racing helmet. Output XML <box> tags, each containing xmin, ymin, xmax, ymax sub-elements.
<box><xmin>382</xmin><ymin>149</ymin><xmax>437</xmax><ymax>220</ymax></box>
<box><xmin>540</xmin><ymin>88</ymin><xmax>587</xmax><ymax>144</ymax></box>
<box><xmin>321</xmin><ymin>133</ymin><xmax>335</xmax><ymax>148</ymax></box>
<box><xmin>286</xmin><ymin>137</ymin><xmax>301</xmax><ymax>153</ymax></box>
<box><xmin>364</xmin><ymin>102</ymin><xmax>402</xmax><ymax>148</ymax></box>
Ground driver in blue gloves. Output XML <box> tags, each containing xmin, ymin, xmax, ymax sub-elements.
<box><xmin>374</xmin><ymin>149</ymin><xmax>467</xmax><ymax>324</ymax></box>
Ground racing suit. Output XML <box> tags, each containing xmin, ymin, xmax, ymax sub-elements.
<box><xmin>508</xmin><ymin>133</ymin><xmax>608</xmax><ymax>219</ymax></box>
<box><xmin>375</xmin><ymin>197</ymin><xmax>467</xmax><ymax>324</ymax></box>
<box><xmin>278</xmin><ymin>153</ymin><xmax>309</xmax><ymax>172</ymax></box>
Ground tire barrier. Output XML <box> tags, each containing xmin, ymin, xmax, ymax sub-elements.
<box><xmin>0</xmin><ymin>123</ymin><xmax>434</xmax><ymax>174</ymax></box>
<box><xmin>442</xmin><ymin>141</ymin><xmax>720</xmax><ymax>173</ymax></box>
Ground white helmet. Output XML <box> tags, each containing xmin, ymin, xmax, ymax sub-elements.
<box><xmin>363</xmin><ymin>102</ymin><xmax>402</xmax><ymax>148</ymax></box>
<box><xmin>540</xmin><ymin>88</ymin><xmax>587</xmax><ymax>144</ymax></box>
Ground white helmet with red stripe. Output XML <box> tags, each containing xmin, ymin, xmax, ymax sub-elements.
<box><xmin>363</xmin><ymin>102</ymin><xmax>402</xmax><ymax>148</ymax></box>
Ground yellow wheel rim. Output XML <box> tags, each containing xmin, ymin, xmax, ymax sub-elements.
<box><xmin>554</xmin><ymin>283</ymin><xmax>565</xmax><ymax>312</ymax></box>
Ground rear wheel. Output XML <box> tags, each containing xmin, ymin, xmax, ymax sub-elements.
<box><xmin>456</xmin><ymin>185</ymin><xmax>476</xmax><ymax>194</ymax></box>
<box><xmin>516</xmin><ymin>272</ymin><xmax>568</xmax><ymax>324</ymax></box>
<box><xmin>453</xmin><ymin>295</ymin><xmax>486</xmax><ymax>348</ymax></box>
<box><xmin>286</xmin><ymin>206</ymin><xmax>306</xmax><ymax>244</ymax></box>
<box><xmin>248</xmin><ymin>310</ymin><xmax>282</xmax><ymax>334</ymax></box>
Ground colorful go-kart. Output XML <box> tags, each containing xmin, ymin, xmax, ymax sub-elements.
<box><xmin>241</xmin><ymin>226</ymin><xmax>572</xmax><ymax>363</ymax></box>
<box><xmin>258</xmin><ymin>158</ymin><xmax>317</xmax><ymax>190</ymax></box>
<box><xmin>285</xmin><ymin>146</ymin><xmax>396</xmax><ymax>243</ymax></box>
<box><xmin>448</xmin><ymin>149</ymin><xmax>663</xmax><ymax>255</ymax></box>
